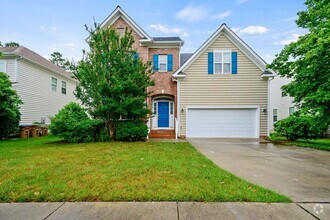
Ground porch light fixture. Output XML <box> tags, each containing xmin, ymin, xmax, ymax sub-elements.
<box><xmin>181</xmin><ymin>108</ymin><xmax>185</xmax><ymax>113</ymax></box>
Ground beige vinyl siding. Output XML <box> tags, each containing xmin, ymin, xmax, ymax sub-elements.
<box><xmin>179</xmin><ymin>34</ymin><xmax>268</xmax><ymax>137</ymax></box>
<box><xmin>0</xmin><ymin>58</ymin><xmax>16</xmax><ymax>82</ymax></box>
<box><xmin>15</xmin><ymin>59</ymin><xmax>77</xmax><ymax>125</ymax></box>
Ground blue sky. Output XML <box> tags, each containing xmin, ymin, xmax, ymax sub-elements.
<box><xmin>1</xmin><ymin>0</ymin><xmax>307</xmax><ymax>63</ymax></box>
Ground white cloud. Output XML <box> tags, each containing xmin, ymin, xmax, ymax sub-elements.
<box><xmin>40</xmin><ymin>26</ymin><xmax>46</xmax><ymax>31</ymax></box>
<box><xmin>232</xmin><ymin>26</ymin><xmax>268</xmax><ymax>35</ymax></box>
<box><xmin>49</xmin><ymin>42</ymin><xmax>78</xmax><ymax>51</ymax></box>
<box><xmin>279</xmin><ymin>34</ymin><xmax>301</xmax><ymax>45</ymax></box>
<box><xmin>150</xmin><ymin>24</ymin><xmax>181</xmax><ymax>34</ymax></box>
<box><xmin>51</xmin><ymin>27</ymin><xmax>56</xmax><ymax>31</ymax></box>
<box><xmin>238</xmin><ymin>0</ymin><xmax>249</xmax><ymax>4</ymax></box>
<box><xmin>211</xmin><ymin>11</ymin><xmax>232</xmax><ymax>20</ymax></box>
<box><xmin>150</xmin><ymin>24</ymin><xmax>189</xmax><ymax>37</ymax></box>
<box><xmin>176</xmin><ymin>5</ymin><xmax>209</xmax><ymax>22</ymax></box>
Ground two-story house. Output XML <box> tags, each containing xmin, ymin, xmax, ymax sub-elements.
<box><xmin>0</xmin><ymin>46</ymin><xmax>77</xmax><ymax>126</ymax></box>
<box><xmin>100</xmin><ymin>6</ymin><xmax>184</xmax><ymax>138</ymax></box>
<box><xmin>173</xmin><ymin>24</ymin><xmax>275</xmax><ymax>138</ymax></box>
<box><xmin>100</xmin><ymin>6</ymin><xmax>275</xmax><ymax>139</ymax></box>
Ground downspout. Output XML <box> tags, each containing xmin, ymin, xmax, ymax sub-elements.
<box><xmin>267</xmin><ymin>76</ymin><xmax>275</xmax><ymax>137</ymax></box>
<box><xmin>172</xmin><ymin>77</ymin><xmax>180</xmax><ymax>139</ymax></box>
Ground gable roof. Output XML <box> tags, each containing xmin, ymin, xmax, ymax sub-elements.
<box><xmin>173</xmin><ymin>23</ymin><xmax>275</xmax><ymax>78</ymax></box>
<box><xmin>99</xmin><ymin>6</ymin><xmax>184</xmax><ymax>47</ymax></box>
<box><xmin>0</xmin><ymin>46</ymin><xmax>74</xmax><ymax>81</ymax></box>
<box><xmin>99</xmin><ymin>6</ymin><xmax>152</xmax><ymax>42</ymax></box>
<box><xmin>180</xmin><ymin>53</ymin><xmax>193</xmax><ymax>66</ymax></box>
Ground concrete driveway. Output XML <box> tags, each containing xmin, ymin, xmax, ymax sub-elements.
<box><xmin>187</xmin><ymin>138</ymin><xmax>330</xmax><ymax>202</ymax></box>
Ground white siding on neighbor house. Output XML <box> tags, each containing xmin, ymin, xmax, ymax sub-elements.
<box><xmin>15</xmin><ymin>59</ymin><xmax>77</xmax><ymax>125</ymax></box>
<box><xmin>179</xmin><ymin>34</ymin><xmax>268</xmax><ymax>137</ymax></box>
<box><xmin>269</xmin><ymin>76</ymin><xmax>295</xmax><ymax>131</ymax></box>
<box><xmin>0</xmin><ymin>58</ymin><xmax>16</xmax><ymax>82</ymax></box>
<box><xmin>270</xmin><ymin>76</ymin><xmax>330</xmax><ymax>137</ymax></box>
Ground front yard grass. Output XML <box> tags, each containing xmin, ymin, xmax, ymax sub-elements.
<box><xmin>0</xmin><ymin>136</ymin><xmax>290</xmax><ymax>202</ymax></box>
<box><xmin>269</xmin><ymin>134</ymin><xmax>330</xmax><ymax>151</ymax></box>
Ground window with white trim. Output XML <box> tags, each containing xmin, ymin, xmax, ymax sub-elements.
<box><xmin>273</xmin><ymin>109</ymin><xmax>278</xmax><ymax>123</ymax></box>
<box><xmin>117</xmin><ymin>28</ymin><xmax>124</xmax><ymax>37</ymax></box>
<box><xmin>119</xmin><ymin>113</ymin><xmax>134</xmax><ymax>120</ymax></box>
<box><xmin>170</xmin><ymin>102</ymin><xmax>174</xmax><ymax>115</ymax></box>
<box><xmin>61</xmin><ymin>81</ymin><xmax>67</xmax><ymax>94</ymax></box>
<box><xmin>158</xmin><ymin>55</ymin><xmax>167</xmax><ymax>72</ymax></box>
<box><xmin>214</xmin><ymin>51</ymin><xmax>231</xmax><ymax>74</ymax></box>
<box><xmin>0</xmin><ymin>61</ymin><xmax>6</xmax><ymax>73</ymax></box>
<box><xmin>289</xmin><ymin>107</ymin><xmax>295</xmax><ymax>115</ymax></box>
<box><xmin>51</xmin><ymin>77</ymin><xmax>57</xmax><ymax>91</ymax></box>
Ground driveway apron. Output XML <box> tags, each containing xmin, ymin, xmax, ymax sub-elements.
<box><xmin>187</xmin><ymin>138</ymin><xmax>330</xmax><ymax>203</ymax></box>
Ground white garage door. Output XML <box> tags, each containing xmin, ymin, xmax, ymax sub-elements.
<box><xmin>187</xmin><ymin>107</ymin><xmax>259</xmax><ymax>138</ymax></box>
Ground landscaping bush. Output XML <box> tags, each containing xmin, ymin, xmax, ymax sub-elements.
<box><xmin>115</xmin><ymin>121</ymin><xmax>148</xmax><ymax>142</ymax></box>
<box><xmin>0</xmin><ymin>72</ymin><xmax>22</xmax><ymax>138</ymax></box>
<box><xmin>274</xmin><ymin>114</ymin><xmax>327</xmax><ymax>141</ymax></box>
<box><xmin>49</xmin><ymin>102</ymin><xmax>104</xmax><ymax>142</ymax></box>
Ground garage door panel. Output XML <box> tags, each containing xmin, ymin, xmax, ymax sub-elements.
<box><xmin>187</xmin><ymin>108</ymin><xmax>258</xmax><ymax>138</ymax></box>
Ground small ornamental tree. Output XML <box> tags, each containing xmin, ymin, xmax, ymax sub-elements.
<box><xmin>74</xmin><ymin>23</ymin><xmax>153</xmax><ymax>140</ymax></box>
<box><xmin>0</xmin><ymin>72</ymin><xmax>22</xmax><ymax>138</ymax></box>
<box><xmin>268</xmin><ymin>0</ymin><xmax>330</xmax><ymax>129</ymax></box>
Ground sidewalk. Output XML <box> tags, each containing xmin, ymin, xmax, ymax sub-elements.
<box><xmin>0</xmin><ymin>202</ymin><xmax>328</xmax><ymax>220</ymax></box>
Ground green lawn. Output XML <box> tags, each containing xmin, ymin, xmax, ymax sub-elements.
<box><xmin>269</xmin><ymin>134</ymin><xmax>330</xmax><ymax>151</ymax></box>
<box><xmin>0</xmin><ymin>136</ymin><xmax>290</xmax><ymax>202</ymax></box>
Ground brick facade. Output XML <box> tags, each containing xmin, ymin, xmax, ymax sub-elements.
<box><xmin>107</xmin><ymin>15</ymin><xmax>181</xmax><ymax>136</ymax></box>
<box><xmin>110</xmin><ymin>17</ymin><xmax>149</xmax><ymax>62</ymax></box>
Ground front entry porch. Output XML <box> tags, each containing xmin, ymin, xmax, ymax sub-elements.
<box><xmin>149</xmin><ymin>97</ymin><xmax>176</xmax><ymax>139</ymax></box>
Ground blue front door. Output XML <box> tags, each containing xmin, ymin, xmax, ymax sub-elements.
<box><xmin>158</xmin><ymin>102</ymin><xmax>169</xmax><ymax>127</ymax></box>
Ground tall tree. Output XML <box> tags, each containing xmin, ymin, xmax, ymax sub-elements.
<box><xmin>268</xmin><ymin>0</ymin><xmax>330</xmax><ymax>125</ymax></box>
<box><xmin>0</xmin><ymin>72</ymin><xmax>22</xmax><ymax>138</ymax></box>
<box><xmin>49</xmin><ymin>51</ymin><xmax>76</xmax><ymax>71</ymax></box>
<box><xmin>49</xmin><ymin>51</ymin><xmax>66</xmax><ymax>66</ymax></box>
<box><xmin>74</xmin><ymin>24</ymin><xmax>153</xmax><ymax>140</ymax></box>
<box><xmin>4</xmin><ymin>42</ymin><xmax>20</xmax><ymax>47</ymax></box>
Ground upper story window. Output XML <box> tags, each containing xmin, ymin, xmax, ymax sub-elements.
<box><xmin>208</xmin><ymin>50</ymin><xmax>237</xmax><ymax>74</ymax></box>
<box><xmin>214</xmin><ymin>50</ymin><xmax>231</xmax><ymax>74</ymax></box>
<box><xmin>158</xmin><ymin>55</ymin><xmax>168</xmax><ymax>72</ymax></box>
<box><xmin>273</xmin><ymin>109</ymin><xmax>278</xmax><ymax>123</ymax></box>
<box><xmin>0</xmin><ymin>61</ymin><xmax>6</xmax><ymax>73</ymax></box>
<box><xmin>153</xmin><ymin>54</ymin><xmax>173</xmax><ymax>72</ymax></box>
<box><xmin>61</xmin><ymin>81</ymin><xmax>67</xmax><ymax>94</ymax></box>
<box><xmin>117</xmin><ymin>28</ymin><xmax>124</xmax><ymax>37</ymax></box>
<box><xmin>51</xmin><ymin>77</ymin><xmax>57</xmax><ymax>92</ymax></box>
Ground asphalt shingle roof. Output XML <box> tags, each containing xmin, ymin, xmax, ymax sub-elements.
<box><xmin>180</xmin><ymin>53</ymin><xmax>193</xmax><ymax>66</ymax></box>
<box><xmin>0</xmin><ymin>46</ymin><xmax>73</xmax><ymax>79</ymax></box>
<box><xmin>152</xmin><ymin>37</ymin><xmax>183</xmax><ymax>42</ymax></box>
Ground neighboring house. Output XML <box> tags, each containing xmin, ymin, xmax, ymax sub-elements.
<box><xmin>100</xmin><ymin>6</ymin><xmax>184</xmax><ymax>138</ymax></box>
<box><xmin>173</xmin><ymin>24</ymin><xmax>275</xmax><ymax>138</ymax></box>
<box><xmin>0</xmin><ymin>46</ymin><xmax>77</xmax><ymax>126</ymax></box>
<box><xmin>270</xmin><ymin>76</ymin><xmax>330</xmax><ymax>137</ymax></box>
<box><xmin>269</xmin><ymin>76</ymin><xmax>295</xmax><ymax>132</ymax></box>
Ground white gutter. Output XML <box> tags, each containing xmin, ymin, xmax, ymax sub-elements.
<box><xmin>267</xmin><ymin>76</ymin><xmax>275</xmax><ymax>137</ymax></box>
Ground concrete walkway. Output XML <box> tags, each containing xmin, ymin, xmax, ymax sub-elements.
<box><xmin>0</xmin><ymin>202</ymin><xmax>328</xmax><ymax>220</ymax></box>
<box><xmin>187</xmin><ymin>138</ymin><xmax>330</xmax><ymax>203</ymax></box>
